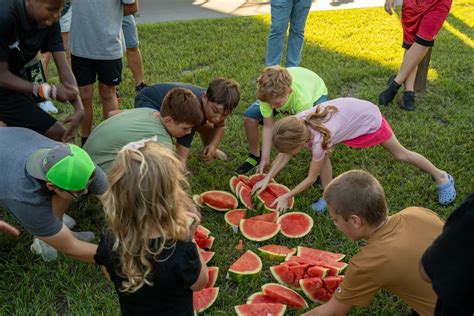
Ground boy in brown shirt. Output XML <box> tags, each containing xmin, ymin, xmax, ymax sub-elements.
<box><xmin>303</xmin><ymin>170</ymin><xmax>443</xmax><ymax>316</ymax></box>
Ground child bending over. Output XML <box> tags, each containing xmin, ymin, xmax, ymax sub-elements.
<box><xmin>253</xmin><ymin>97</ymin><xmax>455</xmax><ymax>212</ymax></box>
<box><xmin>95</xmin><ymin>140</ymin><xmax>208</xmax><ymax>315</ymax></box>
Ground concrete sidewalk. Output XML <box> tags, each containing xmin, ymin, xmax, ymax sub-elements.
<box><xmin>136</xmin><ymin>0</ymin><xmax>393</xmax><ymax>24</ymax></box>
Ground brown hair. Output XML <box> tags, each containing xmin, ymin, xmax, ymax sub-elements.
<box><xmin>101</xmin><ymin>141</ymin><xmax>195</xmax><ymax>293</ymax></box>
<box><xmin>324</xmin><ymin>170</ymin><xmax>388</xmax><ymax>226</ymax></box>
<box><xmin>161</xmin><ymin>88</ymin><xmax>203</xmax><ymax>126</ymax></box>
<box><xmin>206</xmin><ymin>78</ymin><xmax>241</xmax><ymax>114</ymax></box>
<box><xmin>272</xmin><ymin>105</ymin><xmax>339</xmax><ymax>154</ymax></box>
<box><xmin>256</xmin><ymin>66</ymin><xmax>292</xmax><ymax>102</ymax></box>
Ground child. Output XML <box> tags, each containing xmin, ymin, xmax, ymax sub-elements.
<box><xmin>235</xmin><ymin>66</ymin><xmax>328</xmax><ymax>174</ymax></box>
<box><xmin>253</xmin><ymin>97</ymin><xmax>455</xmax><ymax>212</ymax></box>
<box><xmin>84</xmin><ymin>88</ymin><xmax>203</xmax><ymax>172</ymax></box>
<box><xmin>95</xmin><ymin>140</ymin><xmax>208</xmax><ymax>315</ymax></box>
<box><xmin>378</xmin><ymin>0</ymin><xmax>452</xmax><ymax>110</ymax></box>
<box><xmin>302</xmin><ymin>170</ymin><xmax>443</xmax><ymax>316</ymax></box>
<box><xmin>135</xmin><ymin>79</ymin><xmax>241</xmax><ymax>164</ymax></box>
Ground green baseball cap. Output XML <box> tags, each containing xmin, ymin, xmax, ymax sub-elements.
<box><xmin>26</xmin><ymin>144</ymin><xmax>95</xmax><ymax>191</ymax></box>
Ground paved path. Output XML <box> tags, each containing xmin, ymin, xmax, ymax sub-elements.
<box><xmin>136</xmin><ymin>0</ymin><xmax>395</xmax><ymax>24</ymax></box>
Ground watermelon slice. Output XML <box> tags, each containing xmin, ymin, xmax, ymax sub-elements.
<box><xmin>286</xmin><ymin>255</ymin><xmax>348</xmax><ymax>276</ymax></box>
<box><xmin>247</xmin><ymin>211</ymin><xmax>279</xmax><ymax>223</ymax></box>
<box><xmin>193</xmin><ymin>287</ymin><xmax>219</xmax><ymax>313</ymax></box>
<box><xmin>307</xmin><ymin>266</ymin><xmax>329</xmax><ymax>278</ymax></box>
<box><xmin>240</xmin><ymin>219</ymin><xmax>280</xmax><ymax>242</ymax></box>
<box><xmin>300</xmin><ymin>276</ymin><xmax>344</xmax><ymax>303</ymax></box>
<box><xmin>229</xmin><ymin>176</ymin><xmax>240</xmax><ymax>194</ymax></box>
<box><xmin>248</xmin><ymin>174</ymin><xmax>275</xmax><ymax>186</ymax></box>
<box><xmin>270</xmin><ymin>264</ymin><xmax>299</xmax><ymax>289</ymax></box>
<box><xmin>246</xmin><ymin>292</ymin><xmax>279</xmax><ymax>304</ymax></box>
<box><xmin>193</xmin><ymin>194</ymin><xmax>204</xmax><ymax>207</ymax></box>
<box><xmin>277</xmin><ymin>212</ymin><xmax>313</xmax><ymax>238</ymax></box>
<box><xmin>194</xmin><ymin>225</ymin><xmax>210</xmax><ymax>239</ymax></box>
<box><xmin>238</xmin><ymin>175</ymin><xmax>252</xmax><ymax>188</ymax></box>
<box><xmin>238</xmin><ymin>185</ymin><xmax>254</xmax><ymax>210</ymax></box>
<box><xmin>228</xmin><ymin>250</ymin><xmax>262</xmax><ymax>283</ymax></box>
<box><xmin>224</xmin><ymin>209</ymin><xmax>247</xmax><ymax>227</ymax></box>
<box><xmin>297</xmin><ymin>246</ymin><xmax>346</xmax><ymax>262</ymax></box>
<box><xmin>258</xmin><ymin>244</ymin><xmax>296</xmax><ymax>261</ymax></box>
<box><xmin>235</xmin><ymin>303</ymin><xmax>286</xmax><ymax>316</ymax></box>
<box><xmin>195</xmin><ymin>236</ymin><xmax>215</xmax><ymax>250</ymax></box>
<box><xmin>262</xmin><ymin>283</ymin><xmax>308</xmax><ymax>309</ymax></box>
<box><xmin>256</xmin><ymin>183</ymin><xmax>294</xmax><ymax>212</ymax></box>
<box><xmin>200</xmin><ymin>190</ymin><xmax>238</xmax><ymax>211</ymax></box>
<box><xmin>205</xmin><ymin>267</ymin><xmax>219</xmax><ymax>288</ymax></box>
<box><xmin>200</xmin><ymin>250</ymin><xmax>215</xmax><ymax>264</ymax></box>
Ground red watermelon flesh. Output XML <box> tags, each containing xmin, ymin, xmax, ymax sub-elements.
<box><xmin>239</xmin><ymin>186</ymin><xmax>254</xmax><ymax>210</ymax></box>
<box><xmin>194</xmin><ymin>225</ymin><xmax>210</xmax><ymax>239</ymax></box>
<box><xmin>300</xmin><ymin>276</ymin><xmax>344</xmax><ymax>303</ymax></box>
<box><xmin>262</xmin><ymin>283</ymin><xmax>308</xmax><ymax>309</ymax></box>
<box><xmin>258</xmin><ymin>183</ymin><xmax>294</xmax><ymax>211</ymax></box>
<box><xmin>200</xmin><ymin>190</ymin><xmax>238</xmax><ymax>211</ymax></box>
<box><xmin>205</xmin><ymin>267</ymin><xmax>219</xmax><ymax>288</ymax></box>
<box><xmin>307</xmin><ymin>266</ymin><xmax>329</xmax><ymax>278</ymax></box>
<box><xmin>193</xmin><ymin>287</ymin><xmax>219</xmax><ymax>313</ymax></box>
<box><xmin>195</xmin><ymin>236</ymin><xmax>215</xmax><ymax>250</ymax></box>
<box><xmin>238</xmin><ymin>175</ymin><xmax>252</xmax><ymax>188</ymax></box>
<box><xmin>224</xmin><ymin>209</ymin><xmax>247</xmax><ymax>226</ymax></box>
<box><xmin>297</xmin><ymin>246</ymin><xmax>346</xmax><ymax>262</ymax></box>
<box><xmin>247</xmin><ymin>292</ymin><xmax>279</xmax><ymax>304</ymax></box>
<box><xmin>247</xmin><ymin>211</ymin><xmax>279</xmax><ymax>223</ymax></box>
<box><xmin>200</xmin><ymin>250</ymin><xmax>215</xmax><ymax>264</ymax></box>
<box><xmin>277</xmin><ymin>212</ymin><xmax>313</xmax><ymax>238</ymax></box>
<box><xmin>286</xmin><ymin>255</ymin><xmax>347</xmax><ymax>275</ymax></box>
<box><xmin>270</xmin><ymin>264</ymin><xmax>298</xmax><ymax>289</ymax></box>
<box><xmin>240</xmin><ymin>219</ymin><xmax>280</xmax><ymax>242</ymax></box>
<box><xmin>235</xmin><ymin>303</ymin><xmax>286</xmax><ymax>316</ymax></box>
<box><xmin>228</xmin><ymin>250</ymin><xmax>262</xmax><ymax>283</ymax></box>
<box><xmin>324</xmin><ymin>276</ymin><xmax>344</xmax><ymax>292</ymax></box>
<box><xmin>248</xmin><ymin>174</ymin><xmax>275</xmax><ymax>187</ymax></box>
<box><xmin>229</xmin><ymin>176</ymin><xmax>240</xmax><ymax>194</ymax></box>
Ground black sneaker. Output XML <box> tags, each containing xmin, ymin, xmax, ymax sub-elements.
<box><xmin>400</xmin><ymin>91</ymin><xmax>415</xmax><ymax>111</ymax></box>
<box><xmin>235</xmin><ymin>153</ymin><xmax>260</xmax><ymax>174</ymax></box>
<box><xmin>136</xmin><ymin>82</ymin><xmax>147</xmax><ymax>92</ymax></box>
<box><xmin>378</xmin><ymin>77</ymin><xmax>401</xmax><ymax>106</ymax></box>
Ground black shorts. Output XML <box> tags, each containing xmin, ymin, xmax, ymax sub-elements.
<box><xmin>0</xmin><ymin>91</ymin><xmax>57</xmax><ymax>134</ymax></box>
<box><xmin>71</xmin><ymin>55</ymin><xmax>122</xmax><ymax>87</ymax></box>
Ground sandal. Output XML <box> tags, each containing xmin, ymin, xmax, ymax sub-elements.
<box><xmin>438</xmin><ymin>174</ymin><xmax>456</xmax><ymax>206</ymax></box>
<box><xmin>311</xmin><ymin>198</ymin><xmax>327</xmax><ymax>214</ymax></box>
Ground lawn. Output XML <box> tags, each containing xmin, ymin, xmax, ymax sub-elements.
<box><xmin>1</xmin><ymin>1</ymin><xmax>473</xmax><ymax>314</ymax></box>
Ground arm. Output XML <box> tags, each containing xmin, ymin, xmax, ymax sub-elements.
<box><xmin>0</xmin><ymin>220</ymin><xmax>19</xmax><ymax>236</ymax></box>
<box><xmin>176</xmin><ymin>143</ymin><xmax>190</xmax><ymax>166</ymax></box>
<box><xmin>123</xmin><ymin>1</ymin><xmax>138</xmax><ymax>16</ymax></box>
<box><xmin>302</xmin><ymin>297</ymin><xmax>353</xmax><ymax>316</ymax></box>
<box><xmin>257</xmin><ymin>117</ymin><xmax>273</xmax><ymax>173</ymax></box>
<box><xmin>40</xmin><ymin>225</ymin><xmax>97</xmax><ymax>263</ymax></box>
<box><xmin>252</xmin><ymin>153</ymin><xmax>293</xmax><ymax>195</ymax></box>
<box><xmin>0</xmin><ymin>62</ymin><xmax>36</xmax><ymax>94</ymax></box>
<box><xmin>202</xmin><ymin>125</ymin><xmax>225</xmax><ymax>162</ymax></box>
<box><xmin>190</xmin><ymin>248</ymin><xmax>209</xmax><ymax>291</ymax></box>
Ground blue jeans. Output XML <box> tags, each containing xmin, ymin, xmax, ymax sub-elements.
<box><xmin>265</xmin><ymin>0</ymin><xmax>312</xmax><ymax>67</ymax></box>
<box><xmin>122</xmin><ymin>15</ymin><xmax>139</xmax><ymax>49</ymax></box>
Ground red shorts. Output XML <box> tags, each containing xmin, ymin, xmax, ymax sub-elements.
<box><xmin>342</xmin><ymin>117</ymin><xmax>394</xmax><ymax>148</ymax></box>
<box><xmin>401</xmin><ymin>0</ymin><xmax>452</xmax><ymax>48</ymax></box>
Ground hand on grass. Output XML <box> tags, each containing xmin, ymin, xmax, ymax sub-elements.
<box><xmin>384</xmin><ymin>0</ymin><xmax>396</xmax><ymax>15</ymax></box>
<box><xmin>271</xmin><ymin>194</ymin><xmax>291</xmax><ymax>213</ymax></box>
<box><xmin>202</xmin><ymin>145</ymin><xmax>217</xmax><ymax>162</ymax></box>
<box><xmin>0</xmin><ymin>220</ymin><xmax>19</xmax><ymax>237</ymax></box>
<box><xmin>62</xmin><ymin>108</ymin><xmax>84</xmax><ymax>142</ymax></box>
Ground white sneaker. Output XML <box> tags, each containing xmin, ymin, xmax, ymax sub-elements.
<box><xmin>72</xmin><ymin>231</ymin><xmax>95</xmax><ymax>242</ymax></box>
<box><xmin>30</xmin><ymin>238</ymin><xmax>57</xmax><ymax>262</ymax></box>
<box><xmin>62</xmin><ymin>214</ymin><xmax>76</xmax><ymax>229</ymax></box>
<box><xmin>38</xmin><ymin>101</ymin><xmax>58</xmax><ymax>114</ymax></box>
<box><xmin>215</xmin><ymin>149</ymin><xmax>228</xmax><ymax>161</ymax></box>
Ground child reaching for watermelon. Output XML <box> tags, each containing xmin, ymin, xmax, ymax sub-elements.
<box><xmin>302</xmin><ymin>170</ymin><xmax>443</xmax><ymax>316</ymax></box>
<box><xmin>94</xmin><ymin>139</ymin><xmax>208</xmax><ymax>315</ymax></box>
<box><xmin>252</xmin><ymin>97</ymin><xmax>456</xmax><ymax>212</ymax></box>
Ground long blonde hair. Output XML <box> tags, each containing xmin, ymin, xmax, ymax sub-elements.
<box><xmin>272</xmin><ymin>105</ymin><xmax>339</xmax><ymax>153</ymax></box>
<box><xmin>101</xmin><ymin>141</ymin><xmax>193</xmax><ymax>293</ymax></box>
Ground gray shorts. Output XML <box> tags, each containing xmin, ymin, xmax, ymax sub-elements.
<box><xmin>122</xmin><ymin>15</ymin><xmax>139</xmax><ymax>49</ymax></box>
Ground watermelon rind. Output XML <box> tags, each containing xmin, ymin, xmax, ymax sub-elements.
<box><xmin>297</xmin><ymin>246</ymin><xmax>346</xmax><ymax>262</ymax></box>
<box><xmin>247</xmin><ymin>211</ymin><xmax>279</xmax><ymax>223</ymax></box>
<box><xmin>224</xmin><ymin>209</ymin><xmax>247</xmax><ymax>227</ymax></box>
<box><xmin>193</xmin><ymin>287</ymin><xmax>219</xmax><ymax>313</ymax></box>
<box><xmin>229</xmin><ymin>176</ymin><xmax>240</xmax><ymax>194</ymax></box>
<box><xmin>238</xmin><ymin>185</ymin><xmax>254</xmax><ymax>210</ymax></box>
<box><xmin>200</xmin><ymin>190</ymin><xmax>238</xmax><ymax>211</ymax></box>
<box><xmin>193</xmin><ymin>194</ymin><xmax>204</xmax><ymax>207</ymax></box>
<box><xmin>205</xmin><ymin>267</ymin><xmax>219</xmax><ymax>288</ymax></box>
<box><xmin>299</xmin><ymin>278</ymin><xmax>326</xmax><ymax>303</ymax></box>
<box><xmin>240</xmin><ymin>219</ymin><xmax>281</xmax><ymax>242</ymax></box>
<box><xmin>277</xmin><ymin>212</ymin><xmax>314</xmax><ymax>238</ymax></box>
<box><xmin>269</xmin><ymin>265</ymin><xmax>300</xmax><ymax>290</ymax></box>
<box><xmin>228</xmin><ymin>250</ymin><xmax>263</xmax><ymax>283</ymax></box>
<box><xmin>258</xmin><ymin>245</ymin><xmax>296</xmax><ymax>261</ymax></box>
<box><xmin>235</xmin><ymin>303</ymin><xmax>286</xmax><ymax>316</ymax></box>
<box><xmin>262</xmin><ymin>283</ymin><xmax>308</xmax><ymax>309</ymax></box>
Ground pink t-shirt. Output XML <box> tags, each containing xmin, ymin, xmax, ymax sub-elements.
<box><xmin>295</xmin><ymin>98</ymin><xmax>382</xmax><ymax>161</ymax></box>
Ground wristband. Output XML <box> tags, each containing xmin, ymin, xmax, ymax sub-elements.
<box><xmin>38</xmin><ymin>83</ymin><xmax>51</xmax><ymax>100</ymax></box>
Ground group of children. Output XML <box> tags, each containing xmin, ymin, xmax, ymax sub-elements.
<box><xmin>0</xmin><ymin>0</ymin><xmax>468</xmax><ymax>315</ymax></box>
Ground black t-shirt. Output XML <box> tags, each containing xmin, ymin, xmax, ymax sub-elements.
<box><xmin>134</xmin><ymin>83</ymin><xmax>207</xmax><ymax>148</ymax></box>
<box><xmin>95</xmin><ymin>233</ymin><xmax>201</xmax><ymax>316</ymax></box>
<box><xmin>0</xmin><ymin>0</ymin><xmax>63</xmax><ymax>91</ymax></box>
<box><xmin>422</xmin><ymin>193</ymin><xmax>474</xmax><ymax>316</ymax></box>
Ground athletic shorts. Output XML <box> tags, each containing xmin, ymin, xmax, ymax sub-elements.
<box><xmin>243</xmin><ymin>94</ymin><xmax>330</xmax><ymax>124</ymax></box>
<box><xmin>401</xmin><ymin>0</ymin><xmax>452</xmax><ymax>48</ymax></box>
<box><xmin>122</xmin><ymin>15</ymin><xmax>139</xmax><ymax>49</ymax></box>
<box><xmin>342</xmin><ymin>116</ymin><xmax>394</xmax><ymax>148</ymax></box>
<box><xmin>0</xmin><ymin>91</ymin><xmax>57</xmax><ymax>134</ymax></box>
<box><xmin>71</xmin><ymin>55</ymin><xmax>122</xmax><ymax>86</ymax></box>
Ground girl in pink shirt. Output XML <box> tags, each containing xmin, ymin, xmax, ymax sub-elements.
<box><xmin>253</xmin><ymin>98</ymin><xmax>455</xmax><ymax>212</ymax></box>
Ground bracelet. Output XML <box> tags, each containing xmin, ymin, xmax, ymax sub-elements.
<box><xmin>38</xmin><ymin>83</ymin><xmax>51</xmax><ymax>100</ymax></box>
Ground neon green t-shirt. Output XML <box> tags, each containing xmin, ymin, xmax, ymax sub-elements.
<box><xmin>83</xmin><ymin>108</ymin><xmax>173</xmax><ymax>171</ymax></box>
<box><xmin>259</xmin><ymin>67</ymin><xmax>328</xmax><ymax>118</ymax></box>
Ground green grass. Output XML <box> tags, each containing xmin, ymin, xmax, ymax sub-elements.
<box><xmin>1</xmin><ymin>1</ymin><xmax>473</xmax><ymax>314</ymax></box>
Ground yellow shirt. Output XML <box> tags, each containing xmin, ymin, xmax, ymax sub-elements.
<box><xmin>334</xmin><ymin>207</ymin><xmax>444</xmax><ymax>316</ymax></box>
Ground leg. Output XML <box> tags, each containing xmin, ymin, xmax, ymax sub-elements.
<box><xmin>98</xmin><ymin>83</ymin><xmax>119</xmax><ymax>120</ymax></box>
<box><xmin>286</xmin><ymin>0</ymin><xmax>312</xmax><ymax>67</ymax></box>
<box><xmin>265</xmin><ymin>0</ymin><xmax>292</xmax><ymax>66</ymax></box>
<box><xmin>79</xmin><ymin>84</ymin><xmax>94</xmax><ymax>137</ymax></box>
<box><xmin>381</xmin><ymin>135</ymin><xmax>448</xmax><ymax>184</ymax></box>
<box><xmin>394</xmin><ymin>43</ymin><xmax>430</xmax><ymax>86</ymax></box>
<box><xmin>126</xmin><ymin>48</ymin><xmax>145</xmax><ymax>87</ymax></box>
<box><xmin>244</xmin><ymin>117</ymin><xmax>261</xmax><ymax>157</ymax></box>
<box><xmin>320</xmin><ymin>155</ymin><xmax>333</xmax><ymax>189</ymax></box>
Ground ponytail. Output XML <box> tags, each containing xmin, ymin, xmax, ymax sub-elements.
<box><xmin>304</xmin><ymin>105</ymin><xmax>338</xmax><ymax>151</ymax></box>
